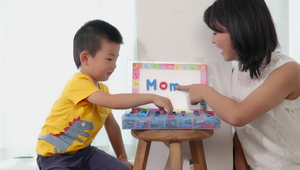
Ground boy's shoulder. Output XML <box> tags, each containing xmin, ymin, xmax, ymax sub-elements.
<box><xmin>70</xmin><ymin>71</ymin><xmax>110</xmax><ymax>93</ymax></box>
<box><xmin>72</xmin><ymin>71</ymin><xmax>93</xmax><ymax>81</ymax></box>
<box><xmin>64</xmin><ymin>72</ymin><xmax>96</xmax><ymax>92</ymax></box>
<box><xmin>67</xmin><ymin>71</ymin><xmax>94</xmax><ymax>86</ymax></box>
<box><xmin>98</xmin><ymin>82</ymin><xmax>109</xmax><ymax>93</ymax></box>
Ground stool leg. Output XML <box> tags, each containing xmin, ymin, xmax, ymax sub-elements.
<box><xmin>169</xmin><ymin>141</ymin><xmax>182</xmax><ymax>170</ymax></box>
<box><xmin>189</xmin><ymin>140</ymin><xmax>207</xmax><ymax>170</ymax></box>
<box><xmin>133</xmin><ymin>140</ymin><xmax>151</xmax><ymax>170</ymax></box>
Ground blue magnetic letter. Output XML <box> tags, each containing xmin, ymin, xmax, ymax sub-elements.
<box><xmin>147</xmin><ymin>79</ymin><xmax>157</xmax><ymax>90</ymax></box>
<box><xmin>170</xmin><ymin>83</ymin><xmax>179</xmax><ymax>91</ymax></box>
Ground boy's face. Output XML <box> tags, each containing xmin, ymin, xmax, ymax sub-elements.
<box><xmin>84</xmin><ymin>40</ymin><xmax>120</xmax><ymax>84</ymax></box>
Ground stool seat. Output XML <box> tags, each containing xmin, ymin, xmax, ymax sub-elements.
<box><xmin>132</xmin><ymin>129</ymin><xmax>214</xmax><ymax>170</ymax></box>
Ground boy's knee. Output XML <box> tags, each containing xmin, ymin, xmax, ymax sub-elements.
<box><xmin>117</xmin><ymin>161</ymin><xmax>131</xmax><ymax>170</ymax></box>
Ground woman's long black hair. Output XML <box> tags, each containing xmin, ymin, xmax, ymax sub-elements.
<box><xmin>204</xmin><ymin>0</ymin><xmax>279</xmax><ymax>78</ymax></box>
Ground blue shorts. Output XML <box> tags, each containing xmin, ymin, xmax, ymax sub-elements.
<box><xmin>37</xmin><ymin>145</ymin><xmax>130</xmax><ymax>170</ymax></box>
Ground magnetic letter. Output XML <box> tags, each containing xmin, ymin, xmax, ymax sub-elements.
<box><xmin>159</xmin><ymin>81</ymin><xmax>168</xmax><ymax>90</ymax></box>
<box><xmin>147</xmin><ymin>79</ymin><xmax>157</xmax><ymax>90</ymax></box>
<box><xmin>170</xmin><ymin>83</ymin><xmax>179</xmax><ymax>91</ymax></box>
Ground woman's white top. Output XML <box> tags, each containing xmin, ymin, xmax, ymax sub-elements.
<box><xmin>232</xmin><ymin>52</ymin><xmax>300</xmax><ymax>170</ymax></box>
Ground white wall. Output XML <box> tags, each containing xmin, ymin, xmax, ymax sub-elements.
<box><xmin>136</xmin><ymin>1</ymin><xmax>233</xmax><ymax>170</ymax></box>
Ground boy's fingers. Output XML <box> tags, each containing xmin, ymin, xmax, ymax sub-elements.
<box><xmin>158</xmin><ymin>105</ymin><xmax>173</xmax><ymax>114</ymax></box>
<box><xmin>166</xmin><ymin>107</ymin><xmax>172</xmax><ymax>114</ymax></box>
<box><xmin>169</xmin><ymin>104</ymin><xmax>174</xmax><ymax>114</ymax></box>
<box><xmin>165</xmin><ymin>101</ymin><xmax>173</xmax><ymax>114</ymax></box>
<box><xmin>191</xmin><ymin>101</ymin><xmax>199</xmax><ymax>105</ymax></box>
<box><xmin>175</xmin><ymin>85</ymin><xmax>190</xmax><ymax>91</ymax></box>
<box><xmin>158</xmin><ymin>107</ymin><xmax>166</xmax><ymax>114</ymax></box>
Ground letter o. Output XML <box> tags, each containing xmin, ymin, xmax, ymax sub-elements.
<box><xmin>159</xmin><ymin>82</ymin><xmax>168</xmax><ymax>90</ymax></box>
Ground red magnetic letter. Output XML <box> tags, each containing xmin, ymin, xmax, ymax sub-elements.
<box><xmin>159</xmin><ymin>81</ymin><xmax>168</xmax><ymax>90</ymax></box>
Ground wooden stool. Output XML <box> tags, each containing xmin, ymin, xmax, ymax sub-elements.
<box><xmin>131</xmin><ymin>129</ymin><xmax>214</xmax><ymax>170</ymax></box>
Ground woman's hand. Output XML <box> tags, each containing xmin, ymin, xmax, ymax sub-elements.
<box><xmin>176</xmin><ymin>84</ymin><xmax>208</xmax><ymax>105</ymax></box>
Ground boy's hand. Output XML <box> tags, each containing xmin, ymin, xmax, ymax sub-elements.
<box><xmin>153</xmin><ymin>95</ymin><xmax>173</xmax><ymax>114</ymax></box>
<box><xmin>176</xmin><ymin>84</ymin><xmax>206</xmax><ymax>105</ymax></box>
<box><xmin>120</xmin><ymin>159</ymin><xmax>133</xmax><ymax>170</ymax></box>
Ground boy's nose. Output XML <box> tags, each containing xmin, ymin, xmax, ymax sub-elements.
<box><xmin>112</xmin><ymin>60</ymin><xmax>117</xmax><ymax>68</ymax></box>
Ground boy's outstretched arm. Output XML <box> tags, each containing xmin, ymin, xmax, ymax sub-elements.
<box><xmin>105</xmin><ymin>113</ymin><xmax>133</xmax><ymax>170</ymax></box>
<box><xmin>87</xmin><ymin>92</ymin><xmax>173</xmax><ymax>113</ymax></box>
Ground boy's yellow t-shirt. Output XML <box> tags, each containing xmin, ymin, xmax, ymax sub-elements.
<box><xmin>36</xmin><ymin>71</ymin><xmax>112</xmax><ymax>156</ymax></box>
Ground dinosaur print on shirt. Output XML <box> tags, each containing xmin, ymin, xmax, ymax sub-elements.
<box><xmin>38</xmin><ymin>117</ymin><xmax>94</xmax><ymax>154</ymax></box>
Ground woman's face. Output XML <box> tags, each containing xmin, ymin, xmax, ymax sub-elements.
<box><xmin>211</xmin><ymin>31</ymin><xmax>239</xmax><ymax>61</ymax></box>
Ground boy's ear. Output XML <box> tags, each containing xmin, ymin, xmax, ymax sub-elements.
<box><xmin>80</xmin><ymin>51</ymin><xmax>90</xmax><ymax>66</ymax></box>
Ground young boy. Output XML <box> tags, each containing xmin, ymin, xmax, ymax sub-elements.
<box><xmin>36</xmin><ymin>19</ymin><xmax>173</xmax><ymax>170</ymax></box>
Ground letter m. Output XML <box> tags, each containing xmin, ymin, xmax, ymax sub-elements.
<box><xmin>170</xmin><ymin>83</ymin><xmax>179</xmax><ymax>91</ymax></box>
<box><xmin>147</xmin><ymin>79</ymin><xmax>157</xmax><ymax>90</ymax></box>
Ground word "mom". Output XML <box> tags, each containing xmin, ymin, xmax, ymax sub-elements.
<box><xmin>146</xmin><ymin>79</ymin><xmax>179</xmax><ymax>91</ymax></box>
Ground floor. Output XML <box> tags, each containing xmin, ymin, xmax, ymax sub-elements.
<box><xmin>0</xmin><ymin>157</ymin><xmax>38</xmax><ymax>170</ymax></box>
<box><xmin>0</xmin><ymin>157</ymin><xmax>191</xmax><ymax>170</ymax></box>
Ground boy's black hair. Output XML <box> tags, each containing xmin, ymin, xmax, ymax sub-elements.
<box><xmin>73</xmin><ymin>20</ymin><xmax>123</xmax><ymax>69</ymax></box>
<box><xmin>203</xmin><ymin>0</ymin><xmax>279</xmax><ymax>78</ymax></box>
